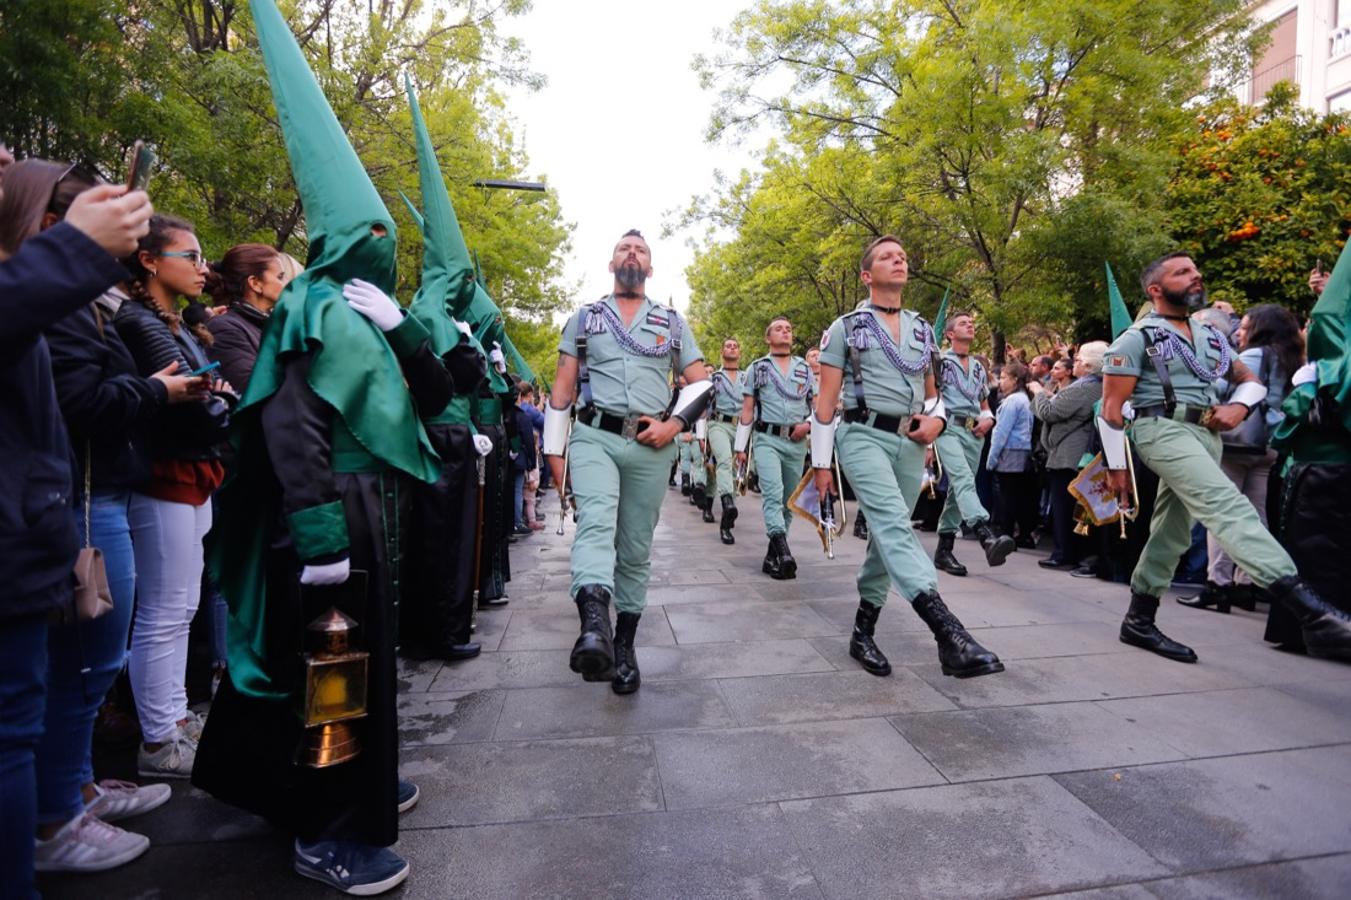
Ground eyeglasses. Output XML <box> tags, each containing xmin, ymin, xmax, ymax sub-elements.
<box><xmin>159</xmin><ymin>250</ymin><xmax>207</xmax><ymax>268</ymax></box>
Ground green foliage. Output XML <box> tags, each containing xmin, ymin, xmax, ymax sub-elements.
<box><xmin>1163</xmin><ymin>83</ymin><xmax>1351</xmax><ymax>319</ymax></box>
<box><xmin>0</xmin><ymin>0</ymin><xmax>570</xmax><ymax>345</ymax></box>
<box><xmin>687</xmin><ymin>0</ymin><xmax>1258</xmax><ymax>357</ymax></box>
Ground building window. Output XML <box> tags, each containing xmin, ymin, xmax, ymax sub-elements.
<box><xmin>1251</xmin><ymin>10</ymin><xmax>1300</xmax><ymax>103</ymax></box>
<box><xmin>1330</xmin><ymin>90</ymin><xmax>1351</xmax><ymax>114</ymax></box>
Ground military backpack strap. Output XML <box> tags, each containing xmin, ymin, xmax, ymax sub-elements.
<box><xmin>846</xmin><ymin>313</ymin><xmax>870</xmax><ymax>418</ymax></box>
<box><xmin>574</xmin><ymin>299</ymin><xmax>606</xmax><ymax>413</ymax></box>
<box><xmin>752</xmin><ymin>359</ymin><xmax>767</xmax><ymax>424</ymax></box>
<box><xmin>664</xmin><ymin>304</ymin><xmax>684</xmax><ymax>418</ymax></box>
<box><xmin>799</xmin><ymin>358</ymin><xmax>814</xmax><ymax>419</ymax></box>
<box><xmin>1142</xmin><ymin>326</ymin><xmax>1176</xmax><ymax>416</ymax></box>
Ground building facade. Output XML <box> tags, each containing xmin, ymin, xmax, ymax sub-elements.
<box><xmin>1245</xmin><ymin>0</ymin><xmax>1351</xmax><ymax>112</ymax></box>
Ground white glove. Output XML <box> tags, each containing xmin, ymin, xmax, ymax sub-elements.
<box><xmin>490</xmin><ymin>341</ymin><xmax>507</xmax><ymax>373</ymax></box>
<box><xmin>300</xmin><ymin>558</ymin><xmax>350</xmax><ymax>586</ymax></box>
<box><xmin>453</xmin><ymin>319</ymin><xmax>473</xmax><ymax>338</ymax></box>
<box><xmin>473</xmin><ymin>434</ymin><xmax>493</xmax><ymax>456</ymax></box>
<box><xmin>343</xmin><ymin>279</ymin><xmax>403</xmax><ymax>332</ymax></box>
<box><xmin>1292</xmin><ymin>362</ymin><xmax>1318</xmax><ymax>387</ymax></box>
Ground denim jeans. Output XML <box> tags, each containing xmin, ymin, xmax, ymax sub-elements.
<box><xmin>1</xmin><ymin>613</ymin><xmax>49</xmax><ymax>900</ymax></box>
<box><xmin>36</xmin><ymin>490</ymin><xmax>137</xmax><ymax>825</ymax></box>
<box><xmin>513</xmin><ymin>470</ymin><xmax>526</xmax><ymax>530</ymax></box>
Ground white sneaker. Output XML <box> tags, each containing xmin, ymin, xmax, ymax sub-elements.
<box><xmin>180</xmin><ymin>709</ymin><xmax>207</xmax><ymax>744</ymax></box>
<box><xmin>34</xmin><ymin>813</ymin><xmax>149</xmax><ymax>873</ymax></box>
<box><xmin>138</xmin><ymin>734</ymin><xmax>196</xmax><ymax>779</ymax></box>
<box><xmin>85</xmin><ymin>779</ymin><xmax>172</xmax><ymax>823</ymax></box>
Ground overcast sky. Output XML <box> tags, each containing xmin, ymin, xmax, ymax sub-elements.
<box><xmin>501</xmin><ymin>1</ymin><xmax>764</xmax><ymax>312</ymax></box>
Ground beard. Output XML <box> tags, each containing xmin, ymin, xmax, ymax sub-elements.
<box><xmin>615</xmin><ymin>263</ymin><xmax>646</xmax><ymax>292</ymax></box>
<box><xmin>1162</xmin><ymin>282</ymin><xmax>1207</xmax><ymax>311</ymax></box>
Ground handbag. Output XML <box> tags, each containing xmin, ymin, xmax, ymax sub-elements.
<box><xmin>1221</xmin><ymin>347</ymin><xmax>1273</xmax><ymax>452</ymax></box>
<box><xmin>70</xmin><ymin>377</ymin><xmax>113</xmax><ymax>621</ymax></box>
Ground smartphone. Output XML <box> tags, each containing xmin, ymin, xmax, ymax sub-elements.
<box><xmin>1315</xmin><ymin>258</ymin><xmax>1325</xmax><ymax>275</ymax></box>
<box><xmin>187</xmin><ymin>360</ymin><xmax>221</xmax><ymax>378</ymax></box>
<box><xmin>125</xmin><ymin>140</ymin><xmax>156</xmax><ymax>192</ymax></box>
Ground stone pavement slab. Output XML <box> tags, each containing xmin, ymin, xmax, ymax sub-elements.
<box><xmin>43</xmin><ymin>488</ymin><xmax>1351</xmax><ymax>899</ymax></box>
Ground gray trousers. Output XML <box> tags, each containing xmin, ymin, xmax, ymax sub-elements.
<box><xmin>1207</xmin><ymin>448</ymin><xmax>1277</xmax><ymax>587</ymax></box>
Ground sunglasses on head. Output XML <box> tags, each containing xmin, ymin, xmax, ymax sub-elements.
<box><xmin>46</xmin><ymin>163</ymin><xmax>104</xmax><ymax>215</ymax></box>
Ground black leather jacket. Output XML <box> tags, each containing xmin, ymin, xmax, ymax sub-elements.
<box><xmin>113</xmin><ymin>299</ymin><xmax>231</xmax><ymax>461</ymax></box>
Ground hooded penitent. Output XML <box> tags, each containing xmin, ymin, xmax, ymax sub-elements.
<box><xmin>1275</xmin><ymin>239</ymin><xmax>1351</xmax><ymax>462</ymax></box>
<box><xmin>211</xmin><ymin>0</ymin><xmax>440</xmax><ymax>699</ymax></box>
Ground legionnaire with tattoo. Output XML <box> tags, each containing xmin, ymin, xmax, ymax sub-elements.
<box><xmin>1100</xmin><ymin>252</ymin><xmax>1351</xmax><ymax>663</ymax></box>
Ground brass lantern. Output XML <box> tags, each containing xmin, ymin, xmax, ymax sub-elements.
<box><xmin>298</xmin><ymin>607</ymin><xmax>369</xmax><ymax>768</ymax></box>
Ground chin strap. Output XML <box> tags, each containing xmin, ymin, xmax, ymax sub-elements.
<box><xmin>1229</xmin><ymin>380</ymin><xmax>1268</xmax><ymax>412</ymax></box>
<box><xmin>810</xmin><ymin>413</ymin><xmax>836</xmax><ymax>469</ymax></box>
<box><xmin>734</xmin><ymin>420</ymin><xmax>752</xmax><ymax>453</ymax></box>
<box><xmin>543</xmin><ymin>402</ymin><xmax>573</xmax><ymax>456</ymax></box>
<box><xmin>671</xmin><ymin>380</ymin><xmax>713</xmax><ymax>428</ymax></box>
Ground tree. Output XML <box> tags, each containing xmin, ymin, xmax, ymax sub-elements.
<box><xmin>0</xmin><ymin>0</ymin><xmax>571</xmax><ymax>333</ymax></box>
<box><xmin>1163</xmin><ymin>83</ymin><xmax>1351</xmax><ymax>318</ymax></box>
<box><xmin>688</xmin><ymin>0</ymin><xmax>1258</xmax><ymax>358</ymax></box>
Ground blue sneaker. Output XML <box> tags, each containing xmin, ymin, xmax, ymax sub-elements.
<box><xmin>396</xmin><ymin>779</ymin><xmax>419</xmax><ymax>814</ymax></box>
<box><xmin>293</xmin><ymin>839</ymin><xmax>409</xmax><ymax>895</ymax></box>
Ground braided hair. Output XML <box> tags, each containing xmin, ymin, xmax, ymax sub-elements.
<box><xmin>123</xmin><ymin>214</ymin><xmax>213</xmax><ymax>347</ymax></box>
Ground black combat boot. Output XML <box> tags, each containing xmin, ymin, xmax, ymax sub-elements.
<box><xmin>692</xmin><ymin>483</ymin><xmax>706</xmax><ymax>510</ymax></box>
<box><xmin>770</xmin><ymin>533</ymin><xmax>797</xmax><ymax>580</ymax></box>
<box><xmin>972</xmin><ymin>521</ymin><xmax>1015</xmax><ymax>567</ymax></box>
<box><xmin>700</xmin><ymin>492</ymin><xmax>716</xmax><ymax>523</ymax></box>
<box><xmin>1176</xmin><ymin>581</ymin><xmax>1232</xmax><ymax>613</ymax></box>
<box><xmin>853</xmin><ymin>510</ymin><xmax>869</xmax><ymax>541</ymax></box>
<box><xmin>933</xmin><ymin>532</ymin><xmax>967</xmax><ymax>577</ymax></box>
<box><xmin>719</xmin><ymin>494</ymin><xmax>738</xmax><ymax>545</ymax></box>
<box><xmin>569</xmin><ymin>585</ymin><xmax>615</xmax><ymax>681</ymax></box>
<box><xmin>1120</xmin><ymin>592</ymin><xmax>1197</xmax><ymax>663</ymax></box>
<box><xmin>612</xmin><ymin>612</ymin><xmax>642</xmax><ymax>694</ymax></box>
<box><xmin>680</xmin><ymin>473</ymin><xmax>691</xmax><ymax>496</ymax></box>
<box><xmin>762</xmin><ymin>539</ymin><xmax>781</xmax><ymax>577</ymax></box>
<box><xmin>912</xmin><ymin>590</ymin><xmax>1005</xmax><ymax>678</ymax></box>
<box><xmin>1269</xmin><ymin>576</ymin><xmax>1351</xmax><ymax>662</ymax></box>
<box><xmin>849</xmin><ymin>601</ymin><xmax>891</xmax><ymax>676</ymax></box>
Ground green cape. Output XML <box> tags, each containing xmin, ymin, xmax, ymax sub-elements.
<box><xmin>211</xmin><ymin>0</ymin><xmax>441</xmax><ymax>700</ymax></box>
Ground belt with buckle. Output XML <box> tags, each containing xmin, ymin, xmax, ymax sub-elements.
<box><xmin>1134</xmin><ymin>404</ymin><xmax>1206</xmax><ymax>425</ymax></box>
<box><xmin>712</xmin><ymin>413</ymin><xmax>739</xmax><ymax>425</ymax></box>
<box><xmin>844</xmin><ymin>409</ymin><xmax>918</xmax><ymax>435</ymax></box>
<box><xmin>754</xmin><ymin>422</ymin><xmax>796</xmax><ymax>439</ymax></box>
<box><xmin>949</xmin><ymin>413</ymin><xmax>974</xmax><ymax>430</ymax></box>
<box><xmin>578</xmin><ymin>409</ymin><xmax>652</xmax><ymax>439</ymax></box>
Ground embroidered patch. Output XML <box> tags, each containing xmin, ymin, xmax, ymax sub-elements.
<box><xmin>655</xmin><ymin>334</ymin><xmax>666</xmax><ymax>345</ymax></box>
<box><xmin>646</xmin><ymin>311</ymin><xmax>670</xmax><ymax>328</ymax></box>
<box><xmin>820</xmin><ymin>330</ymin><xmax>831</xmax><ymax>350</ymax></box>
<box><xmin>1111</xmin><ymin>355</ymin><xmax>1128</xmax><ymax>368</ymax></box>
<box><xmin>913</xmin><ymin>326</ymin><xmax>927</xmax><ymax>342</ymax></box>
<box><xmin>1208</xmin><ymin>337</ymin><xmax>1222</xmax><ymax>351</ymax></box>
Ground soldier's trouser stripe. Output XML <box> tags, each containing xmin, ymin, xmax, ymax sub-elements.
<box><xmin>1128</xmin><ymin>417</ymin><xmax>1295</xmax><ymax>598</ymax></box>
<box><xmin>836</xmin><ymin>422</ymin><xmax>939</xmax><ymax>605</ymax></box>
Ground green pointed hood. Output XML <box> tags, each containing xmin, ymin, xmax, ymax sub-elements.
<box><xmin>502</xmin><ymin>333</ymin><xmax>535</xmax><ymax>384</ymax></box>
<box><xmin>405</xmin><ymin>75</ymin><xmax>477</xmax><ymax>320</ymax></box>
<box><xmin>212</xmin><ymin>0</ymin><xmax>441</xmax><ymax>701</ymax></box>
<box><xmin>932</xmin><ymin>285</ymin><xmax>952</xmax><ymax>337</ymax></box>
<box><xmin>465</xmin><ymin>281</ymin><xmax>509</xmax><ymax>393</ymax></box>
<box><xmin>1105</xmin><ymin>262</ymin><xmax>1133</xmax><ymax>340</ymax></box>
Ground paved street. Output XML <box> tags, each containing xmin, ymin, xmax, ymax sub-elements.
<box><xmin>43</xmin><ymin>487</ymin><xmax>1351</xmax><ymax>899</ymax></box>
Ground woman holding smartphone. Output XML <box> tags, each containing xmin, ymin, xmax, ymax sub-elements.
<box><xmin>114</xmin><ymin>214</ymin><xmax>234</xmax><ymax>780</ymax></box>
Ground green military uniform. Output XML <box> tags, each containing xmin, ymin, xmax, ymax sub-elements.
<box><xmin>708</xmin><ymin>367</ymin><xmax>748</xmax><ymax>498</ymax></box>
<box><xmin>935</xmin><ymin>349</ymin><xmax>992</xmax><ymax>532</ymax></box>
<box><xmin>560</xmin><ymin>295</ymin><xmax>703</xmax><ymax>614</ymax></box>
<box><xmin>744</xmin><ymin>354</ymin><xmax>813</xmax><ymax>537</ymax></box>
<box><xmin>1104</xmin><ymin>312</ymin><xmax>1298</xmax><ymax>598</ymax></box>
<box><xmin>679</xmin><ymin>431</ymin><xmax>705</xmax><ymax>490</ymax></box>
<box><xmin>819</xmin><ymin>309</ymin><xmax>937</xmax><ymax>603</ymax></box>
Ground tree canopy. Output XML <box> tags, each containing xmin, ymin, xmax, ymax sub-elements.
<box><xmin>684</xmin><ymin>0</ymin><xmax>1276</xmax><ymax>359</ymax></box>
<box><xmin>0</xmin><ymin>0</ymin><xmax>571</xmax><ymax>377</ymax></box>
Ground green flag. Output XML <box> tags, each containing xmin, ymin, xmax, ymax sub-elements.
<box><xmin>502</xmin><ymin>333</ymin><xmax>535</xmax><ymax>384</ymax></box>
<box><xmin>1106</xmin><ymin>262</ymin><xmax>1132</xmax><ymax>340</ymax></box>
<box><xmin>932</xmin><ymin>285</ymin><xmax>952</xmax><ymax>336</ymax></box>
